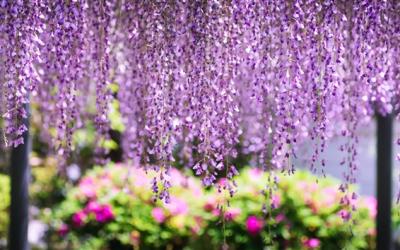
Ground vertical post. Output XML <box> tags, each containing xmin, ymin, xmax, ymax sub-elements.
<box><xmin>8</xmin><ymin>103</ymin><xmax>30</xmax><ymax>250</ymax></box>
<box><xmin>377</xmin><ymin>114</ymin><xmax>393</xmax><ymax>250</ymax></box>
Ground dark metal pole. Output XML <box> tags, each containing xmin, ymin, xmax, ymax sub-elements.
<box><xmin>377</xmin><ymin>114</ymin><xmax>393</xmax><ymax>250</ymax></box>
<box><xmin>8</xmin><ymin>103</ymin><xmax>30</xmax><ymax>250</ymax></box>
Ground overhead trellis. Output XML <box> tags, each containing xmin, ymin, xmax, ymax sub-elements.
<box><xmin>0</xmin><ymin>0</ymin><xmax>400</xmax><ymax>206</ymax></box>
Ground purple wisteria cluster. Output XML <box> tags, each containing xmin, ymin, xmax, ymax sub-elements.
<box><xmin>1</xmin><ymin>1</ymin><xmax>400</xmax><ymax>203</ymax></box>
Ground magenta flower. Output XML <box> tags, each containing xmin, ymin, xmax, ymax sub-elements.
<box><xmin>72</xmin><ymin>211</ymin><xmax>86</xmax><ymax>227</ymax></box>
<box><xmin>246</xmin><ymin>216</ymin><xmax>264</xmax><ymax>236</ymax></box>
<box><xmin>95</xmin><ymin>204</ymin><xmax>115</xmax><ymax>223</ymax></box>
<box><xmin>304</xmin><ymin>238</ymin><xmax>320</xmax><ymax>249</ymax></box>
<box><xmin>57</xmin><ymin>223</ymin><xmax>69</xmax><ymax>237</ymax></box>
<box><xmin>151</xmin><ymin>207</ymin><xmax>166</xmax><ymax>223</ymax></box>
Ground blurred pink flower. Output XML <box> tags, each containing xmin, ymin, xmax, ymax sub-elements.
<box><xmin>85</xmin><ymin>201</ymin><xmax>102</xmax><ymax>213</ymax></box>
<box><xmin>309</xmin><ymin>183</ymin><xmax>318</xmax><ymax>192</ymax></box>
<box><xmin>191</xmin><ymin>216</ymin><xmax>203</xmax><ymax>234</ymax></box>
<box><xmin>368</xmin><ymin>228</ymin><xmax>376</xmax><ymax>236</ymax></box>
<box><xmin>152</xmin><ymin>207</ymin><xmax>166</xmax><ymax>223</ymax></box>
<box><xmin>165</xmin><ymin>197</ymin><xmax>189</xmax><ymax>216</ymax></box>
<box><xmin>79</xmin><ymin>177</ymin><xmax>97</xmax><ymax>199</ymax></box>
<box><xmin>212</xmin><ymin>209</ymin><xmax>220</xmax><ymax>217</ymax></box>
<box><xmin>204</xmin><ymin>197</ymin><xmax>216</xmax><ymax>212</ymax></box>
<box><xmin>272</xmin><ymin>194</ymin><xmax>281</xmax><ymax>209</ymax></box>
<box><xmin>246</xmin><ymin>216</ymin><xmax>264</xmax><ymax>236</ymax></box>
<box><xmin>188</xmin><ymin>179</ymin><xmax>203</xmax><ymax>196</ymax></box>
<box><xmin>99</xmin><ymin>176</ymin><xmax>112</xmax><ymax>187</ymax></box>
<box><xmin>224</xmin><ymin>207</ymin><xmax>241</xmax><ymax>221</ymax></box>
<box><xmin>248</xmin><ymin>168</ymin><xmax>262</xmax><ymax>179</ymax></box>
<box><xmin>297</xmin><ymin>181</ymin><xmax>308</xmax><ymax>191</ymax></box>
<box><xmin>304</xmin><ymin>238</ymin><xmax>320</xmax><ymax>248</ymax></box>
<box><xmin>297</xmin><ymin>181</ymin><xmax>318</xmax><ymax>198</ymax></box>
<box><xmin>275</xmin><ymin>213</ymin><xmax>286</xmax><ymax>223</ymax></box>
<box><xmin>95</xmin><ymin>204</ymin><xmax>115</xmax><ymax>223</ymax></box>
<box><xmin>321</xmin><ymin>187</ymin><xmax>338</xmax><ymax>206</ymax></box>
<box><xmin>169</xmin><ymin>168</ymin><xmax>186</xmax><ymax>186</ymax></box>
<box><xmin>363</xmin><ymin>197</ymin><xmax>377</xmax><ymax>218</ymax></box>
<box><xmin>72</xmin><ymin>211</ymin><xmax>86</xmax><ymax>227</ymax></box>
<box><xmin>132</xmin><ymin>168</ymin><xmax>150</xmax><ymax>187</ymax></box>
<box><xmin>57</xmin><ymin>223</ymin><xmax>69</xmax><ymax>237</ymax></box>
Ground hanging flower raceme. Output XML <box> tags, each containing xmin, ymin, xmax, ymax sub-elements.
<box><xmin>1</xmin><ymin>0</ymin><xmax>400</xmax><ymax>206</ymax></box>
<box><xmin>0</xmin><ymin>0</ymin><xmax>41</xmax><ymax>148</ymax></box>
<box><xmin>35</xmin><ymin>0</ymin><xmax>90</xmax><ymax>157</ymax></box>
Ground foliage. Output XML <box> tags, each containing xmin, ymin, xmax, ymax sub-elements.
<box><xmin>45</xmin><ymin>164</ymin><xmax>205</xmax><ymax>250</ymax></box>
<box><xmin>46</xmin><ymin>164</ymin><xmax>378</xmax><ymax>250</ymax></box>
<box><xmin>30</xmin><ymin>155</ymin><xmax>67</xmax><ymax>208</ymax></box>
<box><xmin>204</xmin><ymin>169</ymin><xmax>376</xmax><ymax>250</ymax></box>
<box><xmin>0</xmin><ymin>174</ymin><xmax>10</xmax><ymax>240</ymax></box>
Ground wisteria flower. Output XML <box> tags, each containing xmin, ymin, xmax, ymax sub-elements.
<box><xmin>338</xmin><ymin>209</ymin><xmax>351</xmax><ymax>221</ymax></box>
<box><xmin>1</xmin><ymin>0</ymin><xmax>399</xmax><ymax>205</ymax></box>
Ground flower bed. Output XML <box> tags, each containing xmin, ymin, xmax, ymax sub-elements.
<box><xmin>46</xmin><ymin>164</ymin><xmax>376</xmax><ymax>249</ymax></box>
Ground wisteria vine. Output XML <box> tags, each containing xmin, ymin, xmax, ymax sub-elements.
<box><xmin>1</xmin><ymin>0</ymin><xmax>400</xmax><ymax>208</ymax></box>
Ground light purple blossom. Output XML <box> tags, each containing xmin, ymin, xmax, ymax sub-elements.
<box><xmin>1</xmin><ymin>1</ymin><xmax>400</xmax><ymax>203</ymax></box>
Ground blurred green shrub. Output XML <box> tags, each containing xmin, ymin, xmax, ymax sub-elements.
<box><xmin>0</xmin><ymin>173</ymin><xmax>10</xmax><ymax>240</ymax></box>
<box><xmin>46</xmin><ymin>165</ymin><xmax>379</xmax><ymax>250</ymax></box>
<box><xmin>30</xmin><ymin>155</ymin><xmax>67</xmax><ymax>208</ymax></box>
